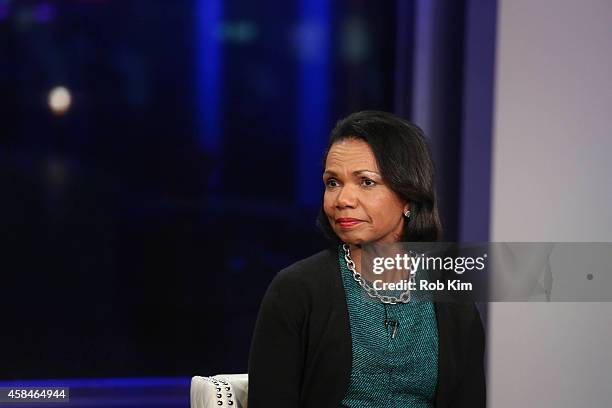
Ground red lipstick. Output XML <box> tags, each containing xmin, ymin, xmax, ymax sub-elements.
<box><xmin>336</xmin><ymin>218</ymin><xmax>363</xmax><ymax>228</ymax></box>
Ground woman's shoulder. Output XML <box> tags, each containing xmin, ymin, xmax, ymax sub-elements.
<box><xmin>260</xmin><ymin>247</ymin><xmax>339</xmax><ymax>312</ymax></box>
<box><xmin>281</xmin><ymin>247</ymin><xmax>337</xmax><ymax>273</ymax></box>
<box><xmin>278</xmin><ymin>248</ymin><xmax>338</xmax><ymax>279</ymax></box>
<box><xmin>274</xmin><ymin>247</ymin><xmax>338</xmax><ymax>286</ymax></box>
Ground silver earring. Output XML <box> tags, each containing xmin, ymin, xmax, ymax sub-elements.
<box><xmin>403</xmin><ymin>209</ymin><xmax>411</xmax><ymax>218</ymax></box>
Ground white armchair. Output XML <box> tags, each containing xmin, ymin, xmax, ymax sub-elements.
<box><xmin>190</xmin><ymin>374</ymin><xmax>248</xmax><ymax>408</ymax></box>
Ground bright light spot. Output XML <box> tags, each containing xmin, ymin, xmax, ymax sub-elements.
<box><xmin>48</xmin><ymin>86</ymin><xmax>72</xmax><ymax>115</ymax></box>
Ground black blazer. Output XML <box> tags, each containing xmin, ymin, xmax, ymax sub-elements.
<box><xmin>248</xmin><ymin>247</ymin><xmax>486</xmax><ymax>408</ymax></box>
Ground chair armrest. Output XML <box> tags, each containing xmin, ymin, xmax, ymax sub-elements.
<box><xmin>191</xmin><ymin>374</ymin><xmax>248</xmax><ymax>408</ymax></box>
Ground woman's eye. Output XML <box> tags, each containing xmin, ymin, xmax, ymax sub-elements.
<box><xmin>325</xmin><ymin>178</ymin><xmax>339</xmax><ymax>187</ymax></box>
<box><xmin>362</xmin><ymin>178</ymin><xmax>376</xmax><ymax>187</ymax></box>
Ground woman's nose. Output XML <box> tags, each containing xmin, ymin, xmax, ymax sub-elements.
<box><xmin>335</xmin><ymin>185</ymin><xmax>358</xmax><ymax>208</ymax></box>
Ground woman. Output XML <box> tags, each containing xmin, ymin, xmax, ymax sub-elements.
<box><xmin>248</xmin><ymin>111</ymin><xmax>485</xmax><ymax>407</ymax></box>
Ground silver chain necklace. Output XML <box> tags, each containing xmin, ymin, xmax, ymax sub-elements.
<box><xmin>342</xmin><ymin>243</ymin><xmax>416</xmax><ymax>304</ymax></box>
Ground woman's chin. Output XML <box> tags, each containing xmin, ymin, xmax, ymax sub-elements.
<box><xmin>337</xmin><ymin>234</ymin><xmax>366</xmax><ymax>246</ymax></box>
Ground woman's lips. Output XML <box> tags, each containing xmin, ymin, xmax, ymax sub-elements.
<box><xmin>336</xmin><ymin>218</ymin><xmax>363</xmax><ymax>228</ymax></box>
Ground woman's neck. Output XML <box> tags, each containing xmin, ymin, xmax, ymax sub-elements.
<box><xmin>348</xmin><ymin>243</ymin><xmax>362</xmax><ymax>273</ymax></box>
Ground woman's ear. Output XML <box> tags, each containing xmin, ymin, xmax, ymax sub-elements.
<box><xmin>403</xmin><ymin>202</ymin><xmax>411</xmax><ymax>218</ymax></box>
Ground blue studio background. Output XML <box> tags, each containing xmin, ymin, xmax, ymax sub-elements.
<box><xmin>1</xmin><ymin>0</ymin><xmax>495</xmax><ymax>397</ymax></box>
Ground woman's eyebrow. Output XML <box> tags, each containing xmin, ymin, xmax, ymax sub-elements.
<box><xmin>354</xmin><ymin>169</ymin><xmax>380</xmax><ymax>176</ymax></box>
<box><xmin>323</xmin><ymin>169</ymin><xmax>381</xmax><ymax>177</ymax></box>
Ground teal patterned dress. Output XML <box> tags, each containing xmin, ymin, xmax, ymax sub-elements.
<box><xmin>338</xmin><ymin>245</ymin><xmax>439</xmax><ymax>408</ymax></box>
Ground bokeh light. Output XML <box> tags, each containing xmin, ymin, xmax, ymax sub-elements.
<box><xmin>48</xmin><ymin>86</ymin><xmax>72</xmax><ymax>115</ymax></box>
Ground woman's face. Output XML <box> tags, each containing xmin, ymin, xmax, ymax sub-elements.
<box><xmin>323</xmin><ymin>138</ymin><xmax>409</xmax><ymax>246</ymax></box>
